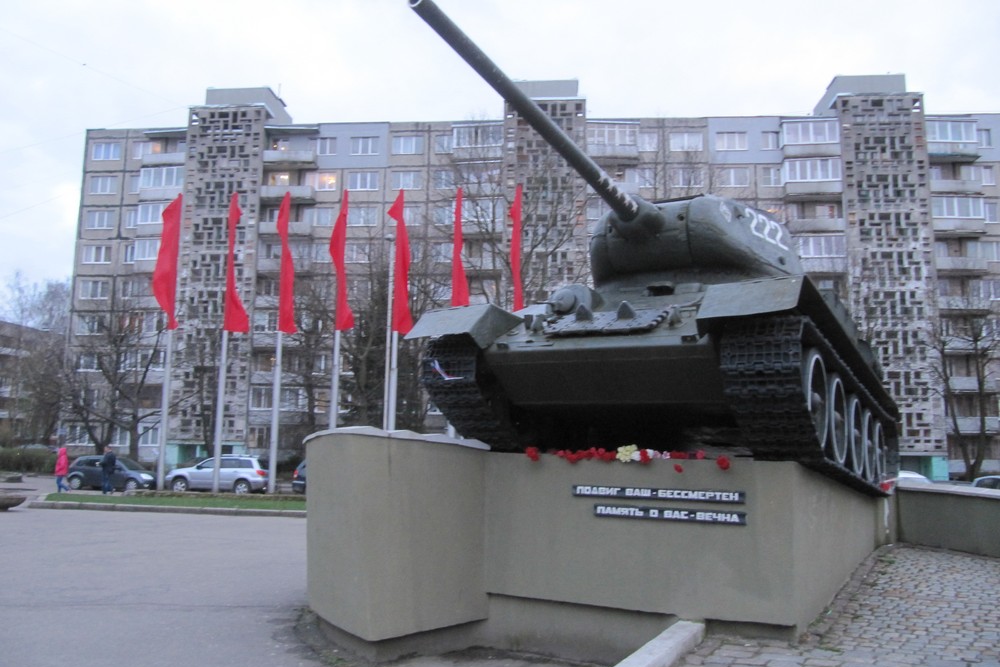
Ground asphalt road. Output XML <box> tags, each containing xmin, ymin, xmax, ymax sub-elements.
<box><xmin>0</xmin><ymin>508</ymin><xmax>323</xmax><ymax>667</ymax></box>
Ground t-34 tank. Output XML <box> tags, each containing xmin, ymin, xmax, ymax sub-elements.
<box><xmin>406</xmin><ymin>0</ymin><xmax>899</xmax><ymax>495</ymax></box>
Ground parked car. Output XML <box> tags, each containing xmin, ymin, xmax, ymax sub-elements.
<box><xmin>896</xmin><ymin>470</ymin><xmax>932</xmax><ymax>484</ymax></box>
<box><xmin>165</xmin><ymin>456</ymin><xmax>268</xmax><ymax>494</ymax></box>
<box><xmin>972</xmin><ymin>475</ymin><xmax>1000</xmax><ymax>490</ymax></box>
<box><xmin>66</xmin><ymin>455</ymin><xmax>156</xmax><ymax>491</ymax></box>
<box><xmin>291</xmin><ymin>460</ymin><xmax>306</xmax><ymax>494</ymax></box>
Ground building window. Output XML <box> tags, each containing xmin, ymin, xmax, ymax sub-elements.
<box><xmin>985</xmin><ymin>201</ymin><xmax>998</xmax><ymax>224</ymax></box>
<box><xmin>624</xmin><ymin>167</ymin><xmax>655</xmax><ymax>188</ymax></box>
<box><xmin>587</xmin><ymin>123</ymin><xmax>637</xmax><ymax>147</ymax></box>
<box><xmin>715</xmin><ymin>132</ymin><xmax>747</xmax><ymax>151</ymax></box>
<box><xmin>79</xmin><ymin>279</ymin><xmax>110</xmax><ymax>300</ymax></box>
<box><xmin>932</xmin><ymin>196</ymin><xmax>985</xmax><ymax>219</ymax></box>
<box><xmin>134</xmin><ymin>239</ymin><xmax>159</xmax><ymax>260</ymax></box>
<box><xmin>91</xmin><ymin>142</ymin><xmax>122</xmax><ymax>161</ymax></box>
<box><xmin>392</xmin><ymin>135</ymin><xmax>424</xmax><ymax>155</ymax></box>
<box><xmin>137</xmin><ymin>202</ymin><xmax>169</xmax><ymax>225</ymax></box>
<box><xmin>434</xmin><ymin>134</ymin><xmax>453</xmax><ymax>154</ymax></box>
<box><xmin>391</xmin><ymin>171</ymin><xmax>424</xmax><ymax>190</ymax></box>
<box><xmin>123</xmin><ymin>243</ymin><xmax>135</xmax><ymax>264</ymax></box>
<box><xmin>89</xmin><ymin>175</ymin><xmax>118</xmax><ymax>195</ymax></box>
<box><xmin>307</xmin><ymin>171</ymin><xmax>338</xmax><ymax>191</ymax></box>
<box><xmin>669</xmin><ymin>132</ymin><xmax>703</xmax><ymax>152</ymax></box>
<box><xmin>140</xmin><ymin>166</ymin><xmax>184</xmax><ymax>189</ymax></box>
<box><xmin>78</xmin><ymin>353</ymin><xmax>100</xmax><ymax>371</ymax></box>
<box><xmin>638</xmin><ymin>132</ymin><xmax>659</xmax><ymax>152</ymax></box>
<box><xmin>983</xmin><ymin>166</ymin><xmax>996</xmax><ymax>187</ymax></box>
<box><xmin>347</xmin><ymin>171</ymin><xmax>379</xmax><ymax>190</ymax></box>
<box><xmin>76</xmin><ymin>314</ymin><xmax>105</xmax><ymax>335</ymax></box>
<box><xmin>760</xmin><ymin>166</ymin><xmax>782</xmax><ymax>187</ymax></box>
<box><xmin>250</xmin><ymin>387</ymin><xmax>273</xmax><ymax>409</ymax></box>
<box><xmin>82</xmin><ymin>245</ymin><xmax>112</xmax><ymax>264</ymax></box>
<box><xmin>669</xmin><ymin>168</ymin><xmax>703</xmax><ymax>188</ymax></box>
<box><xmin>347</xmin><ymin>205</ymin><xmax>378</xmax><ymax>226</ymax></box>
<box><xmin>716</xmin><ymin>167</ymin><xmax>750</xmax><ymax>187</ymax></box>
<box><xmin>303</xmin><ymin>207</ymin><xmax>336</xmax><ymax>227</ymax></box>
<box><xmin>761</xmin><ymin>131</ymin><xmax>780</xmax><ymax>150</ymax></box>
<box><xmin>783</xmin><ymin>158</ymin><xmax>841</xmax><ymax>182</ymax></box>
<box><xmin>345</xmin><ymin>241</ymin><xmax>371</xmax><ymax>263</ymax></box>
<box><xmin>798</xmin><ymin>234</ymin><xmax>846</xmax><ymax>257</ymax></box>
<box><xmin>433</xmin><ymin>169</ymin><xmax>456</xmax><ymax>190</ymax></box>
<box><xmin>131</xmin><ymin>141</ymin><xmax>162</xmax><ymax>159</ymax></box>
<box><xmin>927</xmin><ymin>120</ymin><xmax>977</xmax><ymax>142</ymax></box>
<box><xmin>252</xmin><ymin>311</ymin><xmax>279</xmax><ymax>333</ymax></box>
<box><xmin>350</xmin><ymin>136</ymin><xmax>379</xmax><ymax>155</ymax></box>
<box><xmin>317</xmin><ymin>137</ymin><xmax>337</xmax><ymax>155</ymax></box>
<box><xmin>782</xmin><ymin>119</ymin><xmax>838</xmax><ymax>144</ymax></box>
<box><xmin>453</xmin><ymin>123</ymin><xmax>502</xmax><ymax>148</ymax></box>
<box><xmin>978</xmin><ymin>129</ymin><xmax>993</xmax><ymax>148</ymax></box>
<box><xmin>85</xmin><ymin>210</ymin><xmax>114</xmax><ymax>230</ymax></box>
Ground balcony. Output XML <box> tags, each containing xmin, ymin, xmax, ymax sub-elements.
<box><xmin>258</xmin><ymin>220</ymin><xmax>311</xmax><ymax>236</ymax></box>
<box><xmin>933</xmin><ymin>217</ymin><xmax>987</xmax><ymax>235</ymax></box>
<box><xmin>263</xmin><ymin>149</ymin><xmax>317</xmax><ymax>169</ymax></box>
<box><xmin>782</xmin><ymin>143</ymin><xmax>841</xmax><ymax>159</ymax></box>
<box><xmin>935</xmin><ymin>256</ymin><xmax>989</xmax><ymax>274</ymax></box>
<box><xmin>947</xmin><ymin>416</ymin><xmax>1000</xmax><ymax>435</ymax></box>
<box><xmin>451</xmin><ymin>145</ymin><xmax>503</xmax><ymax>161</ymax></box>
<box><xmin>138</xmin><ymin>186</ymin><xmax>183</xmax><ymax>201</ymax></box>
<box><xmin>928</xmin><ymin>141</ymin><xmax>980</xmax><ymax>163</ymax></box>
<box><xmin>938</xmin><ymin>296</ymin><xmax>994</xmax><ymax>315</ymax></box>
<box><xmin>784</xmin><ymin>181</ymin><xmax>843</xmax><ymax>199</ymax></box>
<box><xmin>931</xmin><ymin>179</ymin><xmax>982</xmax><ymax>195</ymax></box>
<box><xmin>589</xmin><ymin>144</ymin><xmax>640</xmax><ymax>160</ymax></box>
<box><xmin>946</xmin><ymin>376</ymin><xmax>999</xmax><ymax>394</ymax></box>
<box><xmin>800</xmin><ymin>257</ymin><xmax>847</xmax><ymax>274</ymax></box>
<box><xmin>141</xmin><ymin>152</ymin><xmax>186</xmax><ymax>166</ymax></box>
<box><xmin>785</xmin><ymin>217</ymin><xmax>845</xmax><ymax>234</ymax></box>
<box><xmin>260</xmin><ymin>185</ymin><xmax>315</xmax><ymax>203</ymax></box>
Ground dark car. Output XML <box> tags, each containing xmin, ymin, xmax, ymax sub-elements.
<box><xmin>66</xmin><ymin>455</ymin><xmax>157</xmax><ymax>491</ymax></box>
<box><xmin>291</xmin><ymin>460</ymin><xmax>306</xmax><ymax>494</ymax></box>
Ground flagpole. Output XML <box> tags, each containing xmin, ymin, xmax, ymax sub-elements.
<box><xmin>382</xmin><ymin>234</ymin><xmax>396</xmax><ymax>431</ymax></box>
<box><xmin>156</xmin><ymin>328</ymin><xmax>173</xmax><ymax>490</ymax></box>
<box><xmin>329</xmin><ymin>330</ymin><xmax>341</xmax><ymax>428</ymax></box>
<box><xmin>268</xmin><ymin>331</ymin><xmax>283</xmax><ymax>494</ymax></box>
<box><xmin>212</xmin><ymin>330</ymin><xmax>228</xmax><ymax>493</ymax></box>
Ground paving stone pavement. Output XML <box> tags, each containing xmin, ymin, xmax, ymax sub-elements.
<box><xmin>676</xmin><ymin>544</ymin><xmax>1000</xmax><ymax>667</ymax></box>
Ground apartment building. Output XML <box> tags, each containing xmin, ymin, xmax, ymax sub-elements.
<box><xmin>69</xmin><ymin>78</ymin><xmax>1000</xmax><ymax>477</ymax></box>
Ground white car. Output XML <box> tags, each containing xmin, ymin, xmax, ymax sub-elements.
<box><xmin>896</xmin><ymin>470</ymin><xmax>932</xmax><ymax>484</ymax></box>
<box><xmin>166</xmin><ymin>456</ymin><xmax>268</xmax><ymax>494</ymax></box>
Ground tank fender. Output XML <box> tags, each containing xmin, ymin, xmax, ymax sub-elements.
<box><xmin>696</xmin><ymin>275</ymin><xmax>810</xmax><ymax>335</ymax></box>
<box><xmin>405</xmin><ymin>303</ymin><xmax>525</xmax><ymax>349</ymax></box>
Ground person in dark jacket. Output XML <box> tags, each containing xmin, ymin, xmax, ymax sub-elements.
<box><xmin>100</xmin><ymin>446</ymin><xmax>117</xmax><ymax>495</ymax></box>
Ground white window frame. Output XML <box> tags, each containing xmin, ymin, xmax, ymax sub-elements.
<box><xmin>782</xmin><ymin>119</ymin><xmax>839</xmax><ymax>145</ymax></box>
<box><xmin>669</xmin><ymin>168</ymin><xmax>704</xmax><ymax>188</ymax></box>
<box><xmin>716</xmin><ymin>167</ymin><xmax>750</xmax><ymax>188</ymax></box>
<box><xmin>92</xmin><ymin>142</ymin><xmax>122</xmax><ymax>161</ymax></box>
<box><xmin>137</xmin><ymin>202</ymin><xmax>169</xmax><ymax>225</ymax></box>
<box><xmin>347</xmin><ymin>171</ymin><xmax>379</xmax><ymax>191</ymax></box>
<box><xmin>798</xmin><ymin>234</ymin><xmax>846</xmax><ymax>258</ymax></box>
<box><xmin>140</xmin><ymin>166</ymin><xmax>184</xmax><ymax>189</ymax></box>
<box><xmin>317</xmin><ymin>137</ymin><xmax>337</xmax><ymax>155</ymax></box>
<box><xmin>85</xmin><ymin>210</ymin><xmax>114</xmax><ymax>230</ymax></box>
<box><xmin>350</xmin><ymin>136</ymin><xmax>379</xmax><ymax>155</ymax></box>
<box><xmin>668</xmin><ymin>132</ymin><xmax>703</xmax><ymax>152</ymax></box>
<box><xmin>79</xmin><ymin>279</ymin><xmax>110</xmax><ymax>300</ymax></box>
<box><xmin>715</xmin><ymin>132</ymin><xmax>747</xmax><ymax>151</ymax></box>
<box><xmin>89</xmin><ymin>175</ymin><xmax>118</xmax><ymax>195</ymax></box>
<box><xmin>82</xmin><ymin>245</ymin><xmax>112</xmax><ymax>264</ymax></box>
<box><xmin>391</xmin><ymin>171</ymin><xmax>424</xmax><ymax>190</ymax></box>
<box><xmin>782</xmin><ymin>158</ymin><xmax>841</xmax><ymax>182</ymax></box>
<box><xmin>134</xmin><ymin>239</ymin><xmax>159</xmax><ymax>261</ymax></box>
<box><xmin>347</xmin><ymin>205</ymin><xmax>378</xmax><ymax>227</ymax></box>
<box><xmin>392</xmin><ymin>135</ymin><xmax>424</xmax><ymax>155</ymax></box>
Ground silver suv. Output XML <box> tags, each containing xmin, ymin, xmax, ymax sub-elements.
<box><xmin>166</xmin><ymin>456</ymin><xmax>268</xmax><ymax>494</ymax></box>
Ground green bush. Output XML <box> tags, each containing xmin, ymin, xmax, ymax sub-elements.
<box><xmin>0</xmin><ymin>448</ymin><xmax>57</xmax><ymax>473</ymax></box>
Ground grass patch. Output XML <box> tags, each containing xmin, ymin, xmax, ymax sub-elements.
<box><xmin>45</xmin><ymin>492</ymin><xmax>306</xmax><ymax>512</ymax></box>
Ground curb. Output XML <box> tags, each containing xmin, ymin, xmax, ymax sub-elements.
<box><xmin>28</xmin><ymin>500</ymin><xmax>306</xmax><ymax>518</ymax></box>
<box><xmin>614</xmin><ymin>621</ymin><xmax>705</xmax><ymax>667</ymax></box>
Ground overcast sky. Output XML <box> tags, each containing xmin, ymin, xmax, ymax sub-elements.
<box><xmin>3</xmin><ymin>0</ymin><xmax>1000</xmax><ymax>287</ymax></box>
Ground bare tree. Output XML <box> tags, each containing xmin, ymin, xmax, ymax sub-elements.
<box><xmin>924</xmin><ymin>301</ymin><xmax>1000</xmax><ymax>480</ymax></box>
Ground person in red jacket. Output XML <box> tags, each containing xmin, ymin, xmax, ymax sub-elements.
<box><xmin>54</xmin><ymin>447</ymin><xmax>70</xmax><ymax>493</ymax></box>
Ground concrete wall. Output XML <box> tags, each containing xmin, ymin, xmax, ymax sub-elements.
<box><xmin>896</xmin><ymin>482</ymin><xmax>1000</xmax><ymax>558</ymax></box>
<box><xmin>306</xmin><ymin>429</ymin><xmax>889</xmax><ymax>663</ymax></box>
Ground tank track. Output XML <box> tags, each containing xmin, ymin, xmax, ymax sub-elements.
<box><xmin>421</xmin><ymin>335</ymin><xmax>520</xmax><ymax>450</ymax></box>
<box><xmin>719</xmin><ymin>315</ymin><xmax>896</xmax><ymax>496</ymax></box>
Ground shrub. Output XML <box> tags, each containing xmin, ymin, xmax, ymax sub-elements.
<box><xmin>0</xmin><ymin>447</ymin><xmax>57</xmax><ymax>474</ymax></box>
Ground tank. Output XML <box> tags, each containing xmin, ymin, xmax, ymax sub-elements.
<box><xmin>406</xmin><ymin>0</ymin><xmax>899</xmax><ymax>495</ymax></box>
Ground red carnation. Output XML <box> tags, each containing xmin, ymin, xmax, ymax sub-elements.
<box><xmin>673</xmin><ymin>463</ymin><xmax>684</xmax><ymax>473</ymax></box>
<box><xmin>716</xmin><ymin>455</ymin><xmax>731</xmax><ymax>471</ymax></box>
<box><xmin>525</xmin><ymin>447</ymin><xmax>540</xmax><ymax>462</ymax></box>
<box><xmin>695</xmin><ymin>450</ymin><xmax>706</xmax><ymax>460</ymax></box>
<box><xmin>639</xmin><ymin>449</ymin><xmax>651</xmax><ymax>465</ymax></box>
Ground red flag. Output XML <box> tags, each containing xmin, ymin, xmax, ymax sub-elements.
<box><xmin>510</xmin><ymin>184</ymin><xmax>524</xmax><ymax>311</ymax></box>
<box><xmin>222</xmin><ymin>192</ymin><xmax>250</xmax><ymax>333</ymax></box>
<box><xmin>152</xmin><ymin>194</ymin><xmax>182</xmax><ymax>329</ymax></box>
<box><xmin>451</xmin><ymin>188</ymin><xmax>470</xmax><ymax>307</ymax></box>
<box><xmin>329</xmin><ymin>190</ymin><xmax>354</xmax><ymax>331</ymax></box>
<box><xmin>387</xmin><ymin>190</ymin><xmax>413</xmax><ymax>334</ymax></box>
<box><xmin>276</xmin><ymin>192</ymin><xmax>297</xmax><ymax>334</ymax></box>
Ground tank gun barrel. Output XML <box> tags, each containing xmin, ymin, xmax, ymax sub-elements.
<box><xmin>409</xmin><ymin>0</ymin><xmax>639</xmax><ymax>222</ymax></box>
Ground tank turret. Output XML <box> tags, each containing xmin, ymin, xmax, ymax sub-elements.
<box><xmin>407</xmin><ymin>0</ymin><xmax>899</xmax><ymax>496</ymax></box>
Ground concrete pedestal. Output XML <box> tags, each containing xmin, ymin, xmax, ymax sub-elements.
<box><xmin>306</xmin><ymin>428</ymin><xmax>890</xmax><ymax>664</ymax></box>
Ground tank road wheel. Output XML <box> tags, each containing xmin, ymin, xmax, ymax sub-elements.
<box><xmin>826</xmin><ymin>374</ymin><xmax>848</xmax><ymax>465</ymax></box>
<box><xmin>860</xmin><ymin>410</ymin><xmax>875</xmax><ymax>481</ymax></box>
<box><xmin>802</xmin><ymin>348</ymin><xmax>829</xmax><ymax>450</ymax></box>
<box><xmin>846</xmin><ymin>395</ymin><xmax>865</xmax><ymax>474</ymax></box>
